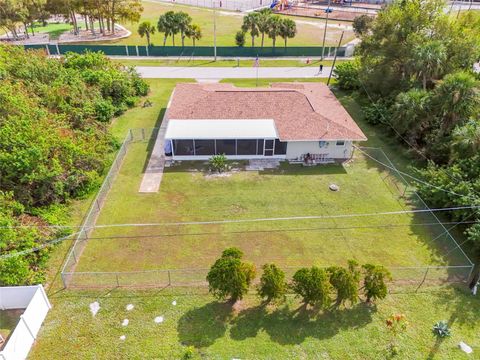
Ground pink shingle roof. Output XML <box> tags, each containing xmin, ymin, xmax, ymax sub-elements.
<box><xmin>167</xmin><ymin>82</ymin><xmax>367</xmax><ymax>142</ymax></box>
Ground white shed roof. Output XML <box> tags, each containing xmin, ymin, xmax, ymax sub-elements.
<box><xmin>165</xmin><ymin>119</ymin><xmax>278</xmax><ymax>139</ymax></box>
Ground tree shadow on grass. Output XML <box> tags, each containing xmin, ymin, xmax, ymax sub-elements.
<box><xmin>230</xmin><ymin>302</ymin><xmax>375</xmax><ymax>345</ymax></box>
<box><xmin>177</xmin><ymin>301</ymin><xmax>234</xmax><ymax>348</ymax></box>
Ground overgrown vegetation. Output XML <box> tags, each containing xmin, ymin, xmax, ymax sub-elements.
<box><xmin>336</xmin><ymin>0</ymin><xmax>480</xmax><ymax>267</ymax></box>
<box><xmin>0</xmin><ymin>46</ymin><xmax>148</xmax><ymax>285</ymax></box>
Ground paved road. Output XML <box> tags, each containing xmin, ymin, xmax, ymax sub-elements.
<box><xmin>136</xmin><ymin>66</ymin><xmax>333</xmax><ymax>79</ymax></box>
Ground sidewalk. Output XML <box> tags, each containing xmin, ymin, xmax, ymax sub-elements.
<box><xmin>136</xmin><ymin>66</ymin><xmax>334</xmax><ymax>79</ymax></box>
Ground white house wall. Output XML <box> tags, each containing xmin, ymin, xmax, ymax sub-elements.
<box><xmin>286</xmin><ymin>141</ymin><xmax>353</xmax><ymax>160</ymax></box>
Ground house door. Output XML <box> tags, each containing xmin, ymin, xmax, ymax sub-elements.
<box><xmin>264</xmin><ymin>139</ymin><xmax>274</xmax><ymax>156</ymax></box>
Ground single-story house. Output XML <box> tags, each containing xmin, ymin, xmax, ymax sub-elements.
<box><xmin>164</xmin><ymin>82</ymin><xmax>367</xmax><ymax>163</ymax></box>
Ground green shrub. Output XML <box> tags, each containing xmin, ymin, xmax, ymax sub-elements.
<box><xmin>433</xmin><ymin>321</ymin><xmax>451</xmax><ymax>337</ymax></box>
<box><xmin>333</xmin><ymin>61</ymin><xmax>360</xmax><ymax>90</ymax></box>
<box><xmin>209</xmin><ymin>154</ymin><xmax>228</xmax><ymax>173</ymax></box>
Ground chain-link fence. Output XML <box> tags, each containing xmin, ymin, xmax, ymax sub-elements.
<box><xmin>153</xmin><ymin>0</ymin><xmax>266</xmax><ymax>11</ymax></box>
<box><xmin>61</xmin><ymin>128</ymin><xmax>159</xmax><ymax>287</ymax></box>
<box><xmin>60</xmin><ymin>135</ymin><xmax>474</xmax><ymax>291</ymax></box>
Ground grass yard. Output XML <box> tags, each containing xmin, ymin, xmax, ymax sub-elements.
<box><xmin>30</xmin><ymin>286</ymin><xmax>480</xmax><ymax>359</ymax></box>
<box><xmin>69</xmin><ymin>78</ymin><xmax>470</xmax><ymax>287</ymax></box>
<box><xmin>116</xmin><ymin>58</ymin><xmax>349</xmax><ymax>67</ymax></box>
<box><xmin>0</xmin><ymin>309</ymin><xmax>22</xmax><ymax>345</ymax></box>
<box><xmin>109</xmin><ymin>1</ymin><xmax>355</xmax><ymax>46</ymax></box>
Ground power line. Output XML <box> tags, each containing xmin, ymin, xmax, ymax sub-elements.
<box><xmin>2</xmin><ymin>205</ymin><xmax>479</xmax><ymax>230</ymax></box>
<box><xmin>355</xmin><ymin>146</ymin><xmax>480</xmax><ymax>202</ymax></box>
<box><xmin>2</xmin><ymin>219</ymin><xmax>480</xmax><ymax>260</ymax></box>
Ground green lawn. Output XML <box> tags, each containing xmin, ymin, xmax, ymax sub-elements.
<box><xmin>33</xmin><ymin>78</ymin><xmax>477</xmax><ymax>359</ymax></box>
<box><xmin>30</xmin><ymin>286</ymin><xmax>480</xmax><ymax>359</ymax></box>
<box><xmin>116</xmin><ymin>58</ymin><xmax>348</xmax><ymax>67</ymax></box>
<box><xmin>68</xmin><ymin>78</ymin><xmax>470</xmax><ymax>287</ymax></box>
<box><xmin>108</xmin><ymin>1</ymin><xmax>355</xmax><ymax>47</ymax></box>
<box><xmin>0</xmin><ymin>309</ymin><xmax>22</xmax><ymax>342</ymax></box>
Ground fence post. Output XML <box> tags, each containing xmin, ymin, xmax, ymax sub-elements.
<box><xmin>72</xmin><ymin>248</ymin><xmax>78</xmax><ymax>263</ymax></box>
<box><xmin>61</xmin><ymin>272</ymin><xmax>67</xmax><ymax>289</ymax></box>
<box><xmin>142</xmin><ymin>128</ymin><xmax>145</xmax><ymax>140</ymax></box>
<box><xmin>125</xmin><ymin>45</ymin><xmax>129</xmax><ymax>56</ymax></box>
<box><xmin>55</xmin><ymin>43</ymin><xmax>60</xmax><ymax>55</ymax></box>
<box><xmin>168</xmin><ymin>270</ymin><xmax>171</xmax><ymax>286</ymax></box>
<box><xmin>116</xmin><ymin>274</ymin><xmax>120</xmax><ymax>287</ymax></box>
<box><xmin>136</xmin><ymin>45</ymin><xmax>139</xmax><ymax>57</ymax></box>
<box><xmin>145</xmin><ymin>46</ymin><xmax>149</xmax><ymax>57</ymax></box>
<box><xmin>45</xmin><ymin>44</ymin><xmax>50</xmax><ymax>56</ymax></box>
<box><xmin>96</xmin><ymin>199</ymin><xmax>101</xmax><ymax>211</ymax></box>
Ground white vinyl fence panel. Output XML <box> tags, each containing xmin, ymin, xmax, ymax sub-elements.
<box><xmin>0</xmin><ymin>285</ymin><xmax>51</xmax><ymax>360</ymax></box>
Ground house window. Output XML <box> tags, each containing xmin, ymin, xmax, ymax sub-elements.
<box><xmin>173</xmin><ymin>140</ymin><xmax>194</xmax><ymax>156</ymax></box>
<box><xmin>274</xmin><ymin>139</ymin><xmax>287</xmax><ymax>155</ymax></box>
<box><xmin>237</xmin><ymin>140</ymin><xmax>257</xmax><ymax>155</ymax></box>
<box><xmin>336</xmin><ymin>140</ymin><xmax>345</xmax><ymax>146</ymax></box>
<box><xmin>194</xmin><ymin>140</ymin><xmax>215</xmax><ymax>155</ymax></box>
<box><xmin>319</xmin><ymin>141</ymin><xmax>327</xmax><ymax>148</ymax></box>
<box><xmin>215</xmin><ymin>139</ymin><xmax>236</xmax><ymax>155</ymax></box>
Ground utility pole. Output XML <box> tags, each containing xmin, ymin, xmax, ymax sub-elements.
<box><xmin>320</xmin><ymin>0</ymin><xmax>331</xmax><ymax>61</ymax></box>
<box><xmin>213</xmin><ymin>0</ymin><xmax>217</xmax><ymax>61</ymax></box>
<box><xmin>327</xmin><ymin>30</ymin><xmax>344</xmax><ymax>86</ymax></box>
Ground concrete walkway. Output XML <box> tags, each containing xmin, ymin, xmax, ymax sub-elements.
<box><xmin>138</xmin><ymin>116</ymin><xmax>169</xmax><ymax>193</ymax></box>
<box><xmin>136</xmin><ymin>66</ymin><xmax>333</xmax><ymax>79</ymax></box>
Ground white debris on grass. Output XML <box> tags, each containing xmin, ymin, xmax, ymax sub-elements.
<box><xmin>122</xmin><ymin>319</ymin><xmax>129</xmax><ymax>326</ymax></box>
<box><xmin>89</xmin><ymin>301</ymin><xmax>100</xmax><ymax>317</ymax></box>
<box><xmin>154</xmin><ymin>316</ymin><xmax>164</xmax><ymax>324</ymax></box>
<box><xmin>459</xmin><ymin>342</ymin><xmax>473</xmax><ymax>354</ymax></box>
<box><xmin>126</xmin><ymin>304</ymin><xmax>134</xmax><ymax>311</ymax></box>
<box><xmin>119</xmin><ymin>335</ymin><xmax>126</xmax><ymax>341</ymax></box>
<box><xmin>172</xmin><ymin>300</ymin><xmax>177</xmax><ymax>306</ymax></box>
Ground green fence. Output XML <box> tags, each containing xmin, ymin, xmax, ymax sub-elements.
<box><xmin>24</xmin><ymin>44</ymin><xmax>346</xmax><ymax>58</ymax></box>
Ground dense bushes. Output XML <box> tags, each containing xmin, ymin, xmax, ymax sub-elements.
<box><xmin>338</xmin><ymin>1</ymin><xmax>480</xmax><ymax>257</ymax></box>
<box><xmin>0</xmin><ymin>46</ymin><xmax>149</xmax><ymax>285</ymax></box>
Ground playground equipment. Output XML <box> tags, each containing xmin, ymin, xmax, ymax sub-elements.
<box><xmin>270</xmin><ymin>0</ymin><xmax>291</xmax><ymax>10</ymax></box>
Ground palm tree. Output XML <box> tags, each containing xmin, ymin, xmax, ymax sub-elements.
<box><xmin>411</xmin><ymin>40</ymin><xmax>447</xmax><ymax>90</ymax></box>
<box><xmin>241</xmin><ymin>12</ymin><xmax>260</xmax><ymax>47</ymax></box>
<box><xmin>452</xmin><ymin>120</ymin><xmax>480</xmax><ymax>157</ymax></box>
<box><xmin>256</xmin><ymin>8</ymin><xmax>272</xmax><ymax>48</ymax></box>
<box><xmin>433</xmin><ymin>71</ymin><xmax>479</xmax><ymax>133</ymax></box>
<box><xmin>186</xmin><ymin>24</ymin><xmax>202</xmax><ymax>47</ymax></box>
<box><xmin>138</xmin><ymin>21</ymin><xmax>156</xmax><ymax>46</ymax></box>
<box><xmin>279</xmin><ymin>18</ymin><xmax>296</xmax><ymax>49</ymax></box>
<box><xmin>267</xmin><ymin>15</ymin><xmax>282</xmax><ymax>48</ymax></box>
<box><xmin>176</xmin><ymin>11</ymin><xmax>192</xmax><ymax>47</ymax></box>
<box><xmin>158</xmin><ymin>11</ymin><xmax>175</xmax><ymax>46</ymax></box>
<box><xmin>391</xmin><ymin>89</ymin><xmax>431</xmax><ymax>140</ymax></box>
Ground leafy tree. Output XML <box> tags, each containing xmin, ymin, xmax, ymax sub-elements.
<box><xmin>279</xmin><ymin>18</ymin><xmax>296</xmax><ymax>48</ymax></box>
<box><xmin>267</xmin><ymin>15</ymin><xmax>282</xmax><ymax>49</ymax></box>
<box><xmin>185</xmin><ymin>23</ymin><xmax>202</xmax><ymax>47</ymax></box>
<box><xmin>352</xmin><ymin>14</ymin><xmax>373</xmax><ymax>37</ymax></box>
<box><xmin>258</xmin><ymin>263</ymin><xmax>287</xmax><ymax>303</ymax></box>
<box><xmin>327</xmin><ymin>260</ymin><xmax>361</xmax><ymax>307</ymax></box>
<box><xmin>333</xmin><ymin>61</ymin><xmax>360</xmax><ymax>90</ymax></box>
<box><xmin>291</xmin><ymin>266</ymin><xmax>332</xmax><ymax>308</ymax></box>
<box><xmin>362</xmin><ymin>264</ymin><xmax>391</xmax><ymax>303</ymax></box>
<box><xmin>138</xmin><ymin>20</ymin><xmax>156</xmax><ymax>46</ymax></box>
<box><xmin>256</xmin><ymin>8</ymin><xmax>272</xmax><ymax>48</ymax></box>
<box><xmin>391</xmin><ymin>89</ymin><xmax>431</xmax><ymax>140</ymax></box>
<box><xmin>235</xmin><ymin>30</ymin><xmax>245</xmax><ymax>47</ymax></box>
<box><xmin>241</xmin><ymin>12</ymin><xmax>260</xmax><ymax>47</ymax></box>
<box><xmin>206</xmin><ymin>247</ymin><xmax>256</xmax><ymax>302</ymax></box>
